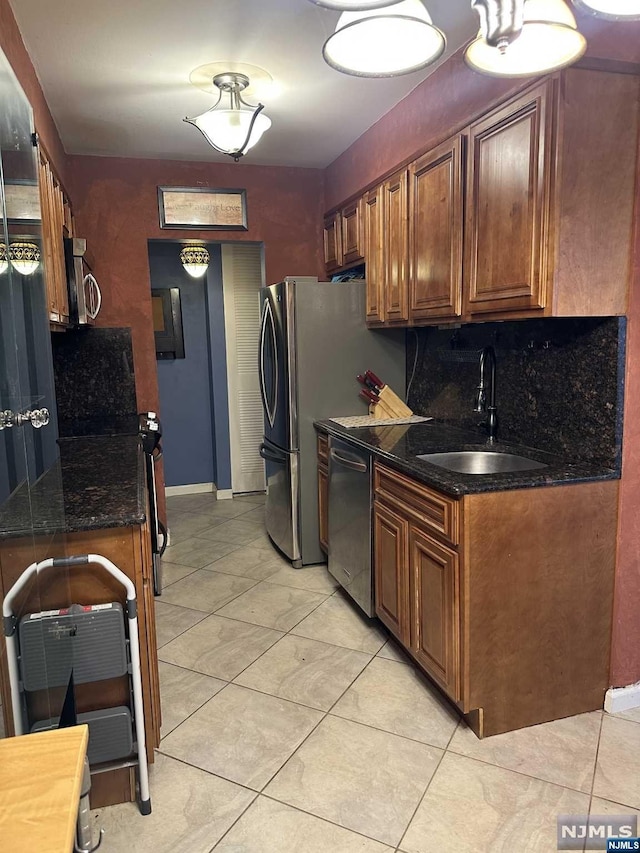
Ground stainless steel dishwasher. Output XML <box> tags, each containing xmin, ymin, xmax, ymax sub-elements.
<box><xmin>328</xmin><ymin>435</ymin><xmax>374</xmax><ymax>617</ymax></box>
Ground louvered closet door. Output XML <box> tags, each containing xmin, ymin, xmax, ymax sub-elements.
<box><xmin>221</xmin><ymin>244</ymin><xmax>267</xmax><ymax>493</ymax></box>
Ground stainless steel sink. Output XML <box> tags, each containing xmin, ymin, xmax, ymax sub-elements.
<box><xmin>416</xmin><ymin>451</ymin><xmax>548</xmax><ymax>475</ymax></box>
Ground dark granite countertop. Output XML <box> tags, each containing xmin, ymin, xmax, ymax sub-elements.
<box><xmin>315</xmin><ymin>419</ymin><xmax>618</xmax><ymax>497</ymax></box>
<box><xmin>0</xmin><ymin>435</ymin><xmax>146</xmax><ymax>540</ymax></box>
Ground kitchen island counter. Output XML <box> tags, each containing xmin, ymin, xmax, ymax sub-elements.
<box><xmin>0</xmin><ymin>434</ymin><xmax>145</xmax><ymax>539</ymax></box>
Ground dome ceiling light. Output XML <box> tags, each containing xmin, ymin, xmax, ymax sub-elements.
<box><xmin>9</xmin><ymin>242</ymin><xmax>40</xmax><ymax>276</ymax></box>
<box><xmin>311</xmin><ymin>0</ymin><xmax>401</xmax><ymax>7</ymax></box>
<box><xmin>180</xmin><ymin>246</ymin><xmax>210</xmax><ymax>278</ymax></box>
<box><xmin>309</xmin><ymin>0</ymin><xmax>403</xmax><ymax>8</ymax></box>
<box><xmin>573</xmin><ymin>0</ymin><xmax>640</xmax><ymax>19</ymax></box>
<box><xmin>322</xmin><ymin>0</ymin><xmax>446</xmax><ymax>77</ymax></box>
<box><xmin>184</xmin><ymin>71</ymin><xmax>271</xmax><ymax>162</ymax></box>
<box><xmin>465</xmin><ymin>0</ymin><xmax>586</xmax><ymax>78</ymax></box>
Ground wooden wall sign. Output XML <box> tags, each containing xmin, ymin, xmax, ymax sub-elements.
<box><xmin>158</xmin><ymin>187</ymin><xmax>247</xmax><ymax>230</ymax></box>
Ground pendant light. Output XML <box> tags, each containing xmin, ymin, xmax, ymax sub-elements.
<box><xmin>323</xmin><ymin>0</ymin><xmax>446</xmax><ymax>77</ymax></box>
<box><xmin>180</xmin><ymin>246</ymin><xmax>210</xmax><ymax>278</ymax></box>
<box><xmin>465</xmin><ymin>0</ymin><xmax>586</xmax><ymax>78</ymax></box>
<box><xmin>573</xmin><ymin>0</ymin><xmax>640</xmax><ymax>19</ymax></box>
<box><xmin>0</xmin><ymin>243</ymin><xmax>7</xmax><ymax>275</ymax></box>
<box><xmin>9</xmin><ymin>242</ymin><xmax>40</xmax><ymax>276</ymax></box>
<box><xmin>184</xmin><ymin>72</ymin><xmax>271</xmax><ymax>162</ymax></box>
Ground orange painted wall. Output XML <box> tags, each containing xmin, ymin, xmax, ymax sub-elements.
<box><xmin>67</xmin><ymin>155</ymin><xmax>325</xmax><ymax>415</ymax></box>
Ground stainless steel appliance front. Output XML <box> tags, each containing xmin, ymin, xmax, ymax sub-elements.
<box><xmin>260</xmin><ymin>437</ymin><xmax>300</xmax><ymax>562</ymax></box>
<box><xmin>328</xmin><ymin>435</ymin><xmax>374</xmax><ymax>617</ymax></box>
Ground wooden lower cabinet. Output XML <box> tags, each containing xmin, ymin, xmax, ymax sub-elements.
<box><xmin>373</xmin><ymin>461</ymin><xmax>619</xmax><ymax>737</ymax></box>
<box><xmin>0</xmin><ymin>523</ymin><xmax>161</xmax><ymax>807</ymax></box>
<box><xmin>410</xmin><ymin>527</ymin><xmax>460</xmax><ymax>701</ymax></box>
<box><xmin>318</xmin><ymin>465</ymin><xmax>328</xmax><ymax>553</ymax></box>
<box><xmin>373</xmin><ymin>501</ymin><xmax>410</xmax><ymax>646</ymax></box>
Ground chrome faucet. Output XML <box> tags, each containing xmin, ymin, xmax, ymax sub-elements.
<box><xmin>474</xmin><ymin>346</ymin><xmax>498</xmax><ymax>442</ymax></box>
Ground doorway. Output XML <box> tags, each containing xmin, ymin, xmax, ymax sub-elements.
<box><xmin>148</xmin><ymin>240</ymin><xmax>266</xmax><ymax>497</ymax></box>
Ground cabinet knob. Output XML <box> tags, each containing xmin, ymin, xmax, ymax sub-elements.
<box><xmin>0</xmin><ymin>408</ymin><xmax>51</xmax><ymax>429</ymax></box>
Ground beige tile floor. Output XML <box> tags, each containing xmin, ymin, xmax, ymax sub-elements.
<box><xmin>91</xmin><ymin>491</ymin><xmax>640</xmax><ymax>853</ymax></box>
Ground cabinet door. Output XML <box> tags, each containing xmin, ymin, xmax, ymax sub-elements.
<box><xmin>374</xmin><ymin>501</ymin><xmax>410</xmax><ymax>644</ymax></box>
<box><xmin>409</xmin><ymin>135</ymin><xmax>464</xmax><ymax>322</ymax></box>
<box><xmin>464</xmin><ymin>81</ymin><xmax>554</xmax><ymax>317</ymax></box>
<box><xmin>383</xmin><ymin>170</ymin><xmax>409</xmax><ymax>324</ymax></box>
<box><xmin>410</xmin><ymin>525</ymin><xmax>461</xmax><ymax>701</ymax></box>
<box><xmin>323</xmin><ymin>212</ymin><xmax>342</xmax><ymax>273</ymax></box>
<box><xmin>38</xmin><ymin>151</ymin><xmax>69</xmax><ymax>325</ymax></box>
<box><xmin>341</xmin><ymin>199</ymin><xmax>364</xmax><ymax>267</ymax></box>
<box><xmin>318</xmin><ymin>464</ymin><xmax>329</xmax><ymax>553</ymax></box>
<box><xmin>364</xmin><ymin>186</ymin><xmax>384</xmax><ymax>325</ymax></box>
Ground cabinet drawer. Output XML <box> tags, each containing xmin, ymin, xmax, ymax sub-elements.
<box><xmin>374</xmin><ymin>463</ymin><xmax>459</xmax><ymax>547</ymax></box>
<box><xmin>317</xmin><ymin>433</ymin><xmax>329</xmax><ymax>464</ymax></box>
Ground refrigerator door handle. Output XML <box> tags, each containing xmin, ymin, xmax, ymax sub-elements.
<box><xmin>259</xmin><ymin>442</ymin><xmax>285</xmax><ymax>464</ymax></box>
<box><xmin>259</xmin><ymin>298</ymin><xmax>278</xmax><ymax>429</ymax></box>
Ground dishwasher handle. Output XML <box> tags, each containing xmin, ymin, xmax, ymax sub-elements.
<box><xmin>330</xmin><ymin>447</ymin><xmax>368</xmax><ymax>473</ymax></box>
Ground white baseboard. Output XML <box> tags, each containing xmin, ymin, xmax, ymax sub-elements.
<box><xmin>605</xmin><ymin>681</ymin><xmax>640</xmax><ymax>715</ymax></box>
<box><xmin>165</xmin><ymin>483</ymin><xmax>215</xmax><ymax>497</ymax></box>
<box><xmin>216</xmin><ymin>489</ymin><xmax>234</xmax><ymax>501</ymax></box>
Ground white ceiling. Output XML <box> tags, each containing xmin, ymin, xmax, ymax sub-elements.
<box><xmin>8</xmin><ymin>0</ymin><xmax>478</xmax><ymax>168</ymax></box>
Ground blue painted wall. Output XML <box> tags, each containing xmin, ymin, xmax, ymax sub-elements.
<box><xmin>148</xmin><ymin>242</ymin><xmax>232</xmax><ymax>490</ymax></box>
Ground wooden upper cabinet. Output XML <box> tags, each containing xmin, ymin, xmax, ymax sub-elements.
<box><xmin>410</xmin><ymin>526</ymin><xmax>461</xmax><ymax>701</ymax></box>
<box><xmin>38</xmin><ymin>148</ymin><xmax>70</xmax><ymax>326</ymax></box>
<box><xmin>383</xmin><ymin>169</ymin><xmax>409</xmax><ymax>324</ymax></box>
<box><xmin>374</xmin><ymin>500</ymin><xmax>410</xmax><ymax>645</ymax></box>
<box><xmin>325</xmin><ymin>67</ymin><xmax>638</xmax><ymax>325</ymax></box>
<box><xmin>464</xmin><ymin>81</ymin><xmax>553</xmax><ymax>317</ymax></box>
<box><xmin>409</xmin><ymin>134</ymin><xmax>464</xmax><ymax>322</ymax></box>
<box><xmin>364</xmin><ymin>185</ymin><xmax>384</xmax><ymax>325</ymax></box>
<box><xmin>323</xmin><ymin>211</ymin><xmax>342</xmax><ymax>273</ymax></box>
<box><xmin>341</xmin><ymin>198</ymin><xmax>365</xmax><ymax>267</ymax></box>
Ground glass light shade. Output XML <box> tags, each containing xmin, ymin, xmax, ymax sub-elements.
<box><xmin>9</xmin><ymin>241</ymin><xmax>40</xmax><ymax>276</ymax></box>
<box><xmin>190</xmin><ymin>108</ymin><xmax>271</xmax><ymax>156</ymax></box>
<box><xmin>309</xmin><ymin>0</ymin><xmax>403</xmax><ymax>9</ymax></box>
<box><xmin>323</xmin><ymin>0</ymin><xmax>446</xmax><ymax>77</ymax></box>
<box><xmin>180</xmin><ymin>246</ymin><xmax>210</xmax><ymax>278</ymax></box>
<box><xmin>0</xmin><ymin>244</ymin><xmax>7</xmax><ymax>275</ymax></box>
<box><xmin>465</xmin><ymin>0</ymin><xmax>586</xmax><ymax>77</ymax></box>
<box><xmin>574</xmin><ymin>0</ymin><xmax>640</xmax><ymax>19</ymax></box>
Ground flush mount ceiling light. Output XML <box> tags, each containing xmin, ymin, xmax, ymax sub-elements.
<box><xmin>309</xmin><ymin>0</ymin><xmax>403</xmax><ymax>8</ymax></box>
<box><xmin>323</xmin><ymin>0</ymin><xmax>446</xmax><ymax>77</ymax></box>
<box><xmin>573</xmin><ymin>0</ymin><xmax>640</xmax><ymax>19</ymax></box>
<box><xmin>465</xmin><ymin>0</ymin><xmax>586</xmax><ymax>77</ymax></box>
<box><xmin>180</xmin><ymin>245</ymin><xmax>210</xmax><ymax>278</ymax></box>
<box><xmin>9</xmin><ymin>242</ymin><xmax>40</xmax><ymax>276</ymax></box>
<box><xmin>184</xmin><ymin>71</ymin><xmax>272</xmax><ymax>162</ymax></box>
<box><xmin>0</xmin><ymin>244</ymin><xmax>7</xmax><ymax>275</ymax></box>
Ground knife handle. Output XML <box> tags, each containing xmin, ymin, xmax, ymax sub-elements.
<box><xmin>365</xmin><ymin>370</ymin><xmax>384</xmax><ymax>389</ymax></box>
<box><xmin>359</xmin><ymin>389</ymin><xmax>379</xmax><ymax>404</ymax></box>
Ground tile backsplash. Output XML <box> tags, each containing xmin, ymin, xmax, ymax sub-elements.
<box><xmin>52</xmin><ymin>327</ymin><xmax>138</xmax><ymax>437</ymax></box>
<box><xmin>406</xmin><ymin>317</ymin><xmax>625</xmax><ymax>470</ymax></box>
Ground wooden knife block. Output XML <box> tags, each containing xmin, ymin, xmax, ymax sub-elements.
<box><xmin>369</xmin><ymin>385</ymin><xmax>413</xmax><ymax>420</ymax></box>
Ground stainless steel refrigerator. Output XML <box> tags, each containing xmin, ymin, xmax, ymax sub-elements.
<box><xmin>259</xmin><ymin>278</ymin><xmax>405</xmax><ymax>567</ymax></box>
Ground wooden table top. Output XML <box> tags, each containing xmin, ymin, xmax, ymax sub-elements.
<box><xmin>0</xmin><ymin>725</ymin><xmax>89</xmax><ymax>852</ymax></box>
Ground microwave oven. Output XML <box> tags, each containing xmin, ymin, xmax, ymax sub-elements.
<box><xmin>64</xmin><ymin>237</ymin><xmax>102</xmax><ymax>325</ymax></box>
